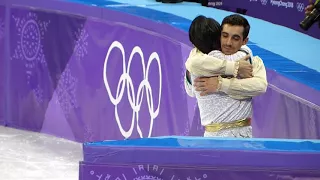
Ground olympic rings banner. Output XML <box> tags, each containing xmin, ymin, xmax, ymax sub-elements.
<box><xmin>207</xmin><ymin>0</ymin><xmax>320</xmax><ymax>39</ymax></box>
<box><xmin>4</xmin><ymin>6</ymin><xmax>197</xmax><ymax>142</ymax></box>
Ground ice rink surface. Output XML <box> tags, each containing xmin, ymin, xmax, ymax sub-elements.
<box><xmin>0</xmin><ymin>126</ymin><xmax>82</xmax><ymax>180</ymax></box>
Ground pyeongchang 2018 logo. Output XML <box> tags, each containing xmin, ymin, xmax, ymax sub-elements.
<box><xmin>270</xmin><ymin>0</ymin><xmax>294</xmax><ymax>8</ymax></box>
<box><xmin>103</xmin><ymin>41</ymin><xmax>162</xmax><ymax>139</ymax></box>
<box><xmin>208</xmin><ymin>1</ymin><xmax>222</xmax><ymax>7</ymax></box>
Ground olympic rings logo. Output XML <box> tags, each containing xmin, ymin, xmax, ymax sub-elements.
<box><xmin>103</xmin><ymin>41</ymin><xmax>162</xmax><ymax>139</ymax></box>
<box><xmin>296</xmin><ymin>2</ymin><xmax>305</xmax><ymax>12</ymax></box>
<box><xmin>261</xmin><ymin>0</ymin><xmax>268</xmax><ymax>5</ymax></box>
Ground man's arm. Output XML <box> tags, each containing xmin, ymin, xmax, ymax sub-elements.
<box><xmin>186</xmin><ymin>49</ymin><xmax>239</xmax><ymax>77</ymax></box>
<box><xmin>219</xmin><ymin>56</ymin><xmax>268</xmax><ymax>99</ymax></box>
<box><xmin>194</xmin><ymin>56</ymin><xmax>267</xmax><ymax>100</ymax></box>
<box><xmin>186</xmin><ymin>49</ymin><xmax>252</xmax><ymax>79</ymax></box>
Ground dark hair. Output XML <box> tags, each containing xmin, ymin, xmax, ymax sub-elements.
<box><xmin>221</xmin><ymin>14</ymin><xmax>250</xmax><ymax>39</ymax></box>
<box><xmin>189</xmin><ymin>15</ymin><xmax>221</xmax><ymax>54</ymax></box>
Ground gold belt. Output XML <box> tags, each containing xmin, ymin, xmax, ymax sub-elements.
<box><xmin>205</xmin><ymin>118</ymin><xmax>251</xmax><ymax>133</ymax></box>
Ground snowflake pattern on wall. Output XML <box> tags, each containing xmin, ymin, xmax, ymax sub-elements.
<box><xmin>56</xmin><ymin>66</ymin><xmax>78</xmax><ymax>117</ymax></box>
<box><xmin>180</xmin><ymin>120</ymin><xmax>190</xmax><ymax>136</ymax></box>
<box><xmin>179</xmin><ymin>67</ymin><xmax>186</xmax><ymax>93</ymax></box>
<box><xmin>179</xmin><ymin>63</ymin><xmax>191</xmax><ymax>136</ymax></box>
<box><xmin>11</xmin><ymin>12</ymin><xmax>50</xmax><ymax>84</ymax></box>
<box><xmin>73</xmin><ymin>25</ymin><xmax>89</xmax><ymax>61</ymax></box>
<box><xmin>33</xmin><ymin>85</ymin><xmax>44</xmax><ymax>105</ymax></box>
<box><xmin>83</xmin><ymin>125</ymin><xmax>94</xmax><ymax>142</ymax></box>
<box><xmin>0</xmin><ymin>18</ymin><xmax>4</xmax><ymax>39</ymax></box>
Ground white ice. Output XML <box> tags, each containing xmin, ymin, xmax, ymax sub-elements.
<box><xmin>0</xmin><ymin>126</ymin><xmax>82</xmax><ymax>180</ymax></box>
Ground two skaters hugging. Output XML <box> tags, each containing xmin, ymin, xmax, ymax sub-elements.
<box><xmin>184</xmin><ymin>14</ymin><xmax>268</xmax><ymax>138</ymax></box>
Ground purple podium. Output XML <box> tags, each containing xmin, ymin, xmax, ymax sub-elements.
<box><xmin>80</xmin><ymin>136</ymin><xmax>320</xmax><ymax>180</ymax></box>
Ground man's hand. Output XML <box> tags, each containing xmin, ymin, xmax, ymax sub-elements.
<box><xmin>194</xmin><ymin>76</ymin><xmax>219</xmax><ymax>96</ymax></box>
<box><xmin>305</xmin><ymin>0</ymin><xmax>314</xmax><ymax>16</ymax></box>
<box><xmin>238</xmin><ymin>55</ymin><xmax>253</xmax><ymax>79</ymax></box>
